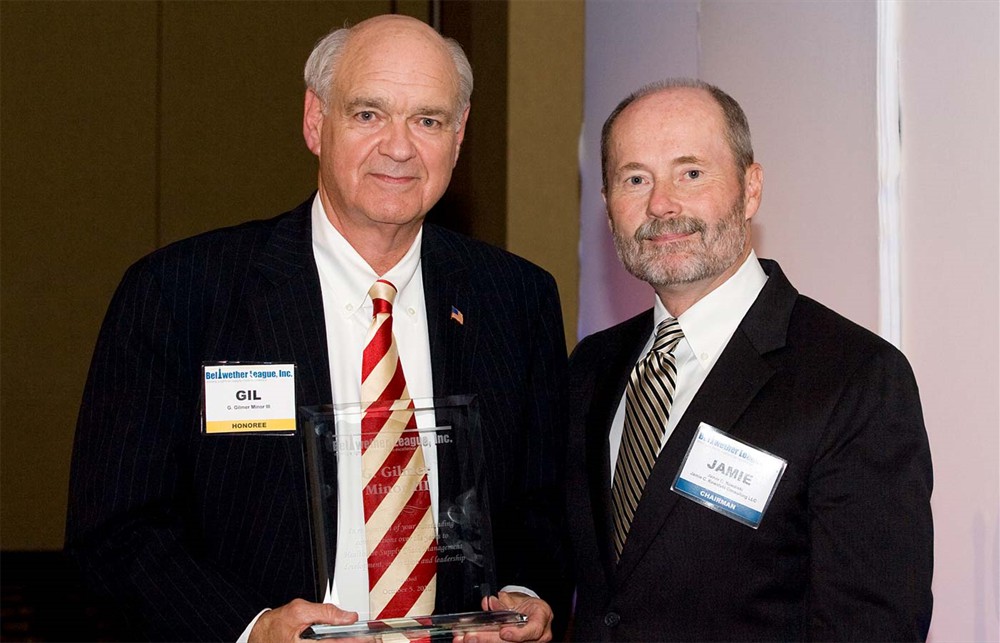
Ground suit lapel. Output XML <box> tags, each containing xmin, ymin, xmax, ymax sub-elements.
<box><xmin>584</xmin><ymin>312</ymin><xmax>653</xmax><ymax>584</ymax></box>
<box><xmin>419</xmin><ymin>225</ymin><xmax>478</xmax><ymax>610</ymax></box>
<box><xmin>421</xmin><ymin>225</ymin><xmax>476</xmax><ymax>398</ymax></box>
<box><xmin>246</xmin><ymin>199</ymin><xmax>332</xmax><ymax>409</ymax></box>
<box><xmin>613</xmin><ymin>259</ymin><xmax>797</xmax><ymax>584</ymax></box>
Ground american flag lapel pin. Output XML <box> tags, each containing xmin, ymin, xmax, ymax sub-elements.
<box><xmin>450</xmin><ymin>305</ymin><xmax>464</xmax><ymax>325</ymax></box>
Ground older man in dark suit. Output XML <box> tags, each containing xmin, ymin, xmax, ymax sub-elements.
<box><xmin>67</xmin><ymin>15</ymin><xmax>567</xmax><ymax>643</ymax></box>
<box><xmin>566</xmin><ymin>79</ymin><xmax>933</xmax><ymax>641</ymax></box>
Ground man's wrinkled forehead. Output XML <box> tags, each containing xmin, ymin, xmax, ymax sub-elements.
<box><xmin>332</xmin><ymin>22</ymin><xmax>461</xmax><ymax>111</ymax></box>
<box><xmin>618</xmin><ymin>87</ymin><xmax>723</xmax><ymax>135</ymax></box>
<box><xmin>609</xmin><ymin>88</ymin><xmax>732</xmax><ymax>164</ymax></box>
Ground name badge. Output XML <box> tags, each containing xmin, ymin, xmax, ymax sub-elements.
<box><xmin>671</xmin><ymin>423</ymin><xmax>786</xmax><ymax>528</ymax></box>
<box><xmin>202</xmin><ymin>363</ymin><xmax>297</xmax><ymax>434</ymax></box>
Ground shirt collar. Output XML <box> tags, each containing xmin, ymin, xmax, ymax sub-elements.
<box><xmin>311</xmin><ymin>196</ymin><xmax>423</xmax><ymax>321</ymax></box>
<box><xmin>653</xmin><ymin>250</ymin><xmax>768</xmax><ymax>368</ymax></box>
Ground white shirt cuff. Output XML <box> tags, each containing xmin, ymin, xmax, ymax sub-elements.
<box><xmin>236</xmin><ymin>608</ymin><xmax>269</xmax><ymax>643</ymax></box>
<box><xmin>499</xmin><ymin>585</ymin><xmax>538</xmax><ymax>599</ymax></box>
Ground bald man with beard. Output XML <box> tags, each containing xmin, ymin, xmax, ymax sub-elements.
<box><xmin>565</xmin><ymin>79</ymin><xmax>933</xmax><ymax>641</ymax></box>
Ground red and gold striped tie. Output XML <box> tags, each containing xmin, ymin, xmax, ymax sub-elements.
<box><xmin>361</xmin><ymin>279</ymin><xmax>436</xmax><ymax>618</ymax></box>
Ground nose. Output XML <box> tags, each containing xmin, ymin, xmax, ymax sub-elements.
<box><xmin>378</xmin><ymin>120</ymin><xmax>417</xmax><ymax>162</ymax></box>
<box><xmin>647</xmin><ymin>181</ymin><xmax>681</xmax><ymax>219</ymax></box>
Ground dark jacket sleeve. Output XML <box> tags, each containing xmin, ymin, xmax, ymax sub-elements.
<box><xmin>508</xmin><ymin>268</ymin><xmax>573</xmax><ymax>627</ymax></box>
<box><xmin>806</xmin><ymin>342</ymin><xmax>934</xmax><ymax>640</ymax></box>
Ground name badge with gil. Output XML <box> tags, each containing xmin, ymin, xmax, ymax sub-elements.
<box><xmin>202</xmin><ymin>363</ymin><xmax>297</xmax><ymax>434</ymax></box>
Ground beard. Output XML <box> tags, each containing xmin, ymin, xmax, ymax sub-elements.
<box><xmin>611</xmin><ymin>196</ymin><xmax>750</xmax><ymax>288</ymax></box>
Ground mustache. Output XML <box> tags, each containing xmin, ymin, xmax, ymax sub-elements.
<box><xmin>633</xmin><ymin>216</ymin><xmax>707</xmax><ymax>241</ymax></box>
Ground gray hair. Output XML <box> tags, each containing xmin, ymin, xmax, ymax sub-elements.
<box><xmin>600</xmin><ymin>78</ymin><xmax>754</xmax><ymax>191</ymax></box>
<box><xmin>303</xmin><ymin>23</ymin><xmax>474</xmax><ymax>122</ymax></box>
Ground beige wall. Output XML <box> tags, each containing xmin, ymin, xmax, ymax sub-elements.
<box><xmin>899</xmin><ymin>2</ymin><xmax>998</xmax><ymax>639</ymax></box>
<box><xmin>577</xmin><ymin>0</ymin><xmax>699</xmax><ymax>338</ymax></box>
<box><xmin>156</xmin><ymin>2</ymin><xmax>375</xmax><ymax>244</ymax></box>
<box><xmin>0</xmin><ymin>1</ymin><xmax>583</xmax><ymax>551</ymax></box>
<box><xmin>702</xmin><ymin>0</ymin><xmax>880</xmax><ymax>331</ymax></box>
<box><xmin>2</xmin><ymin>0</ymin><xmax>161</xmax><ymax>551</ymax></box>
<box><xmin>507</xmin><ymin>1</ymin><xmax>583</xmax><ymax>349</ymax></box>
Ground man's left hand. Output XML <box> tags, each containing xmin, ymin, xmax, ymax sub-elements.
<box><xmin>456</xmin><ymin>591</ymin><xmax>553</xmax><ymax>643</ymax></box>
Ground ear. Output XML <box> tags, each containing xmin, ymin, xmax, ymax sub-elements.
<box><xmin>451</xmin><ymin>105</ymin><xmax>471</xmax><ymax>165</ymax></box>
<box><xmin>303</xmin><ymin>89</ymin><xmax>325</xmax><ymax>156</ymax></box>
<box><xmin>602</xmin><ymin>188</ymin><xmax>614</xmax><ymax>231</ymax></box>
<box><xmin>742</xmin><ymin>163</ymin><xmax>764</xmax><ymax>221</ymax></box>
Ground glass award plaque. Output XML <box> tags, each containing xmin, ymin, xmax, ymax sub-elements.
<box><xmin>301</xmin><ymin>610</ymin><xmax>527</xmax><ymax>640</ymax></box>
<box><xmin>301</xmin><ymin>395</ymin><xmax>521</xmax><ymax>639</ymax></box>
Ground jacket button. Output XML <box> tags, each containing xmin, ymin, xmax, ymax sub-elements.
<box><xmin>604</xmin><ymin>612</ymin><xmax>621</xmax><ymax>627</ymax></box>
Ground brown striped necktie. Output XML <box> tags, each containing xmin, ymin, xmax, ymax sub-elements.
<box><xmin>611</xmin><ymin>318</ymin><xmax>684</xmax><ymax>560</ymax></box>
<box><xmin>360</xmin><ymin>279</ymin><xmax>436</xmax><ymax>618</ymax></box>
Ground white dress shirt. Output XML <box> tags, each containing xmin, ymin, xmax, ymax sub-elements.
<box><xmin>609</xmin><ymin>251</ymin><xmax>768</xmax><ymax>477</ymax></box>
<box><xmin>311</xmin><ymin>196</ymin><xmax>437</xmax><ymax>618</ymax></box>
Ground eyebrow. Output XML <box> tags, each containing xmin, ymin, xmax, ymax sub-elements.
<box><xmin>613</xmin><ymin>162</ymin><xmax>649</xmax><ymax>177</ymax></box>
<box><xmin>344</xmin><ymin>96</ymin><xmax>390</xmax><ymax>113</ymax></box>
<box><xmin>674</xmin><ymin>155</ymin><xmax>705</xmax><ymax>166</ymax></box>
<box><xmin>417</xmin><ymin>106</ymin><xmax>454</xmax><ymax>120</ymax></box>
<box><xmin>343</xmin><ymin>96</ymin><xmax>455</xmax><ymax>123</ymax></box>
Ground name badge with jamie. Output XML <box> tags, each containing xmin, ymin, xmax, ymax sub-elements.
<box><xmin>202</xmin><ymin>363</ymin><xmax>297</xmax><ymax>434</ymax></box>
<box><xmin>672</xmin><ymin>423</ymin><xmax>786</xmax><ymax>528</ymax></box>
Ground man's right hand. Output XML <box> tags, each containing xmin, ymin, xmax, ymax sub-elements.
<box><xmin>249</xmin><ymin>599</ymin><xmax>358</xmax><ymax>643</ymax></box>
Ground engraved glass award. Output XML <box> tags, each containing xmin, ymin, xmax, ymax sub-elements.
<box><xmin>300</xmin><ymin>395</ymin><xmax>523</xmax><ymax>639</ymax></box>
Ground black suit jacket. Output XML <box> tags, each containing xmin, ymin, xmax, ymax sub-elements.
<box><xmin>566</xmin><ymin>259</ymin><xmax>933</xmax><ymax>641</ymax></box>
<box><xmin>66</xmin><ymin>197</ymin><xmax>570</xmax><ymax>641</ymax></box>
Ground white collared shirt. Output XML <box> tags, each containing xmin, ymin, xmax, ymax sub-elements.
<box><xmin>608</xmin><ymin>251</ymin><xmax>768</xmax><ymax>477</ymax></box>
<box><xmin>311</xmin><ymin>196</ymin><xmax>437</xmax><ymax>618</ymax></box>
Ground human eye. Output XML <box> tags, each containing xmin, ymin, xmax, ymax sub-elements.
<box><xmin>355</xmin><ymin>110</ymin><xmax>377</xmax><ymax>123</ymax></box>
<box><xmin>625</xmin><ymin>175</ymin><xmax>646</xmax><ymax>187</ymax></box>
<box><xmin>684</xmin><ymin>169</ymin><xmax>702</xmax><ymax>180</ymax></box>
<box><xmin>418</xmin><ymin>116</ymin><xmax>442</xmax><ymax>129</ymax></box>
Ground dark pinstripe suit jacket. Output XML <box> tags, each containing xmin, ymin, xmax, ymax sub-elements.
<box><xmin>566</xmin><ymin>260</ymin><xmax>933</xmax><ymax>641</ymax></box>
<box><xmin>66</xmin><ymin>197</ymin><xmax>570</xmax><ymax>641</ymax></box>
